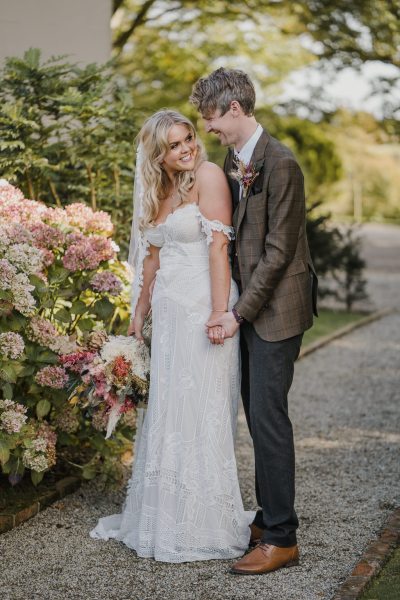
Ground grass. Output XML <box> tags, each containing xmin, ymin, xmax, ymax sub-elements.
<box><xmin>303</xmin><ymin>308</ymin><xmax>367</xmax><ymax>347</ymax></box>
<box><xmin>360</xmin><ymin>546</ymin><xmax>400</xmax><ymax>600</ymax></box>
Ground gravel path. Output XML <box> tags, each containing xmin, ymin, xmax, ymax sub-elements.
<box><xmin>1</xmin><ymin>225</ymin><xmax>399</xmax><ymax>600</ymax></box>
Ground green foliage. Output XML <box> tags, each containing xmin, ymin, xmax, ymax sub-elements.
<box><xmin>307</xmin><ymin>202</ymin><xmax>367</xmax><ymax>308</ymax></box>
<box><xmin>0</xmin><ymin>49</ymin><xmax>138</xmax><ymax>257</ymax></box>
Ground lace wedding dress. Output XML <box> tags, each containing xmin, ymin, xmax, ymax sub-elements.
<box><xmin>90</xmin><ymin>202</ymin><xmax>251</xmax><ymax>562</ymax></box>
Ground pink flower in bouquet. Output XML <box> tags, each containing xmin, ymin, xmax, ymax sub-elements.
<box><xmin>0</xmin><ymin>332</ymin><xmax>25</xmax><ymax>359</ymax></box>
<box><xmin>0</xmin><ymin>399</ymin><xmax>27</xmax><ymax>434</ymax></box>
<box><xmin>35</xmin><ymin>365</ymin><xmax>69</xmax><ymax>389</ymax></box>
<box><xmin>90</xmin><ymin>272</ymin><xmax>123</xmax><ymax>295</ymax></box>
<box><xmin>110</xmin><ymin>355</ymin><xmax>132</xmax><ymax>385</ymax></box>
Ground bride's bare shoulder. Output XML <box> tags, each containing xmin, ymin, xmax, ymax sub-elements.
<box><xmin>196</xmin><ymin>160</ymin><xmax>225</xmax><ymax>179</ymax></box>
<box><xmin>196</xmin><ymin>161</ymin><xmax>226</xmax><ymax>185</ymax></box>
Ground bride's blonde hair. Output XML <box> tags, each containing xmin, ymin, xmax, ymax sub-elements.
<box><xmin>137</xmin><ymin>109</ymin><xmax>206</xmax><ymax>229</ymax></box>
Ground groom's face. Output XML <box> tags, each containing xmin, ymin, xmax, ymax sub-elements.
<box><xmin>202</xmin><ymin>108</ymin><xmax>236</xmax><ymax>147</ymax></box>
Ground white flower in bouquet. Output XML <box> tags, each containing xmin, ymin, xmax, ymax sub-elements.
<box><xmin>100</xmin><ymin>335</ymin><xmax>150</xmax><ymax>381</ymax></box>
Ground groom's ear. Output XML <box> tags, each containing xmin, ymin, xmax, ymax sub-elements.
<box><xmin>230</xmin><ymin>100</ymin><xmax>242</xmax><ymax>117</ymax></box>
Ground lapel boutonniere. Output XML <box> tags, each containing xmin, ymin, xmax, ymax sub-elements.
<box><xmin>229</xmin><ymin>158</ymin><xmax>263</xmax><ymax>200</ymax></box>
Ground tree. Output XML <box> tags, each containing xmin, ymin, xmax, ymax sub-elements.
<box><xmin>0</xmin><ymin>49</ymin><xmax>138</xmax><ymax>256</ymax></box>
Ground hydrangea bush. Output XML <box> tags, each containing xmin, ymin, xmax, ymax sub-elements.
<box><xmin>0</xmin><ymin>181</ymin><xmax>135</xmax><ymax>486</ymax></box>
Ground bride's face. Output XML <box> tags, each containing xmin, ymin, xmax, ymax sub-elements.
<box><xmin>162</xmin><ymin>124</ymin><xmax>197</xmax><ymax>175</ymax></box>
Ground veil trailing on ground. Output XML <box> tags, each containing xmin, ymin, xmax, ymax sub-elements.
<box><xmin>128</xmin><ymin>143</ymin><xmax>149</xmax><ymax>316</ymax></box>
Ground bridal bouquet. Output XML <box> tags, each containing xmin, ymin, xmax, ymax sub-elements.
<box><xmin>62</xmin><ymin>335</ymin><xmax>150</xmax><ymax>439</ymax></box>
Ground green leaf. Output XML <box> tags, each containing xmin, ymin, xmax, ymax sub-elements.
<box><xmin>31</xmin><ymin>470</ymin><xmax>45</xmax><ymax>486</ymax></box>
<box><xmin>6</xmin><ymin>313</ymin><xmax>28</xmax><ymax>332</ymax></box>
<box><xmin>36</xmin><ymin>398</ymin><xmax>51</xmax><ymax>418</ymax></box>
<box><xmin>0</xmin><ymin>363</ymin><xmax>18</xmax><ymax>383</ymax></box>
<box><xmin>77</xmin><ymin>318</ymin><xmax>95</xmax><ymax>331</ymax></box>
<box><xmin>36</xmin><ymin>349</ymin><xmax>58</xmax><ymax>363</ymax></box>
<box><xmin>54</xmin><ymin>308</ymin><xmax>71</xmax><ymax>323</ymax></box>
<box><xmin>93</xmin><ymin>298</ymin><xmax>114</xmax><ymax>320</ymax></box>
<box><xmin>18</xmin><ymin>365</ymin><xmax>35</xmax><ymax>377</ymax></box>
<box><xmin>49</xmin><ymin>266</ymin><xmax>70</xmax><ymax>283</ymax></box>
<box><xmin>71</xmin><ymin>300</ymin><xmax>87</xmax><ymax>315</ymax></box>
<box><xmin>29</xmin><ymin>274</ymin><xmax>49</xmax><ymax>293</ymax></box>
<box><xmin>1</xmin><ymin>383</ymin><xmax>13</xmax><ymax>399</ymax></box>
<box><xmin>0</xmin><ymin>440</ymin><xmax>10</xmax><ymax>466</ymax></box>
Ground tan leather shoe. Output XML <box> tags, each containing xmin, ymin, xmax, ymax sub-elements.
<box><xmin>249</xmin><ymin>523</ymin><xmax>264</xmax><ymax>547</ymax></box>
<box><xmin>230</xmin><ymin>543</ymin><xmax>299</xmax><ymax>575</ymax></box>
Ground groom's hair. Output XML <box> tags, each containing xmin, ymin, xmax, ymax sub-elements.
<box><xmin>190</xmin><ymin>68</ymin><xmax>255</xmax><ymax>118</ymax></box>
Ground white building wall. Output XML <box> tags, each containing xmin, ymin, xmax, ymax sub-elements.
<box><xmin>0</xmin><ymin>0</ymin><xmax>111</xmax><ymax>65</ymax></box>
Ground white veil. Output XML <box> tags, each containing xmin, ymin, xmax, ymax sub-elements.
<box><xmin>128</xmin><ymin>143</ymin><xmax>148</xmax><ymax>316</ymax></box>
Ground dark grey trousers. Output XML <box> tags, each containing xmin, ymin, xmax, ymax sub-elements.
<box><xmin>240</xmin><ymin>322</ymin><xmax>303</xmax><ymax>547</ymax></box>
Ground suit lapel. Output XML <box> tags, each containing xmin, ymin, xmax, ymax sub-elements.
<box><xmin>224</xmin><ymin>149</ymin><xmax>240</xmax><ymax>211</ymax></box>
<box><xmin>236</xmin><ymin>130</ymin><xmax>269</xmax><ymax>231</ymax></box>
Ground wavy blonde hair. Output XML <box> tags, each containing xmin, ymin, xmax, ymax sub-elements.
<box><xmin>137</xmin><ymin>110</ymin><xmax>206</xmax><ymax>229</ymax></box>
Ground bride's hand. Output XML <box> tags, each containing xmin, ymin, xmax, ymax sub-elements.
<box><xmin>127</xmin><ymin>313</ymin><xmax>145</xmax><ymax>341</ymax></box>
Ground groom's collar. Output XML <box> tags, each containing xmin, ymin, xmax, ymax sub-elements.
<box><xmin>234</xmin><ymin>124</ymin><xmax>263</xmax><ymax>164</ymax></box>
<box><xmin>250</xmin><ymin>129</ymin><xmax>269</xmax><ymax>165</ymax></box>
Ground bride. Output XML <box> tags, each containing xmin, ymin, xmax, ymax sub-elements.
<box><xmin>90</xmin><ymin>109</ymin><xmax>251</xmax><ymax>562</ymax></box>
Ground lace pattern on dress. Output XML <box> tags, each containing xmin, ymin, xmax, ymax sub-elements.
<box><xmin>196</xmin><ymin>210</ymin><xmax>235</xmax><ymax>245</ymax></box>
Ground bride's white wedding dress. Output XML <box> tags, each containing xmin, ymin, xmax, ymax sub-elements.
<box><xmin>90</xmin><ymin>202</ymin><xmax>251</xmax><ymax>562</ymax></box>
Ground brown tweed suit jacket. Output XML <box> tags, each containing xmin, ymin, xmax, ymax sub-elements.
<box><xmin>224</xmin><ymin>129</ymin><xmax>318</xmax><ymax>342</ymax></box>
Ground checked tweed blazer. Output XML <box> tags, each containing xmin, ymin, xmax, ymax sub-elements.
<box><xmin>225</xmin><ymin>129</ymin><xmax>318</xmax><ymax>342</ymax></box>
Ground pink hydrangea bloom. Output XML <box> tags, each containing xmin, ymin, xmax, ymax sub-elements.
<box><xmin>0</xmin><ymin>399</ymin><xmax>27</xmax><ymax>433</ymax></box>
<box><xmin>0</xmin><ymin>258</ymin><xmax>17</xmax><ymax>290</ymax></box>
<box><xmin>90</xmin><ymin>271</ymin><xmax>123</xmax><ymax>295</ymax></box>
<box><xmin>59</xmin><ymin>350</ymin><xmax>97</xmax><ymax>373</ymax></box>
<box><xmin>0</xmin><ymin>332</ymin><xmax>25</xmax><ymax>359</ymax></box>
<box><xmin>28</xmin><ymin>316</ymin><xmax>58</xmax><ymax>347</ymax></box>
<box><xmin>35</xmin><ymin>365</ymin><xmax>69</xmax><ymax>389</ymax></box>
<box><xmin>29</xmin><ymin>223</ymin><xmax>65</xmax><ymax>249</ymax></box>
<box><xmin>62</xmin><ymin>239</ymin><xmax>101</xmax><ymax>271</ymax></box>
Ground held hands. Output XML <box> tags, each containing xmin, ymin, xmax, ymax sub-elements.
<box><xmin>206</xmin><ymin>311</ymin><xmax>240</xmax><ymax>344</ymax></box>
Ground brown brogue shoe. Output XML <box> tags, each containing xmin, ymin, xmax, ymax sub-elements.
<box><xmin>230</xmin><ymin>543</ymin><xmax>299</xmax><ymax>575</ymax></box>
<box><xmin>249</xmin><ymin>523</ymin><xmax>264</xmax><ymax>547</ymax></box>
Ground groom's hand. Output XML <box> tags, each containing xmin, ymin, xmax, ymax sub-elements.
<box><xmin>206</xmin><ymin>311</ymin><xmax>239</xmax><ymax>339</ymax></box>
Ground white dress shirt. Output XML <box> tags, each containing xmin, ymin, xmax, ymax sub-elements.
<box><xmin>234</xmin><ymin>123</ymin><xmax>263</xmax><ymax>166</ymax></box>
<box><xmin>234</xmin><ymin>124</ymin><xmax>263</xmax><ymax>199</ymax></box>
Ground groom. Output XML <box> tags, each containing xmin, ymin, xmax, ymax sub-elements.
<box><xmin>190</xmin><ymin>68</ymin><xmax>318</xmax><ymax>575</ymax></box>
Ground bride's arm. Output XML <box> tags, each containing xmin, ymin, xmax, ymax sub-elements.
<box><xmin>197</xmin><ymin>162</ymin><xmax>233</xmax><ymax>345</ymax></box>
<box><xmin>128</xmin><ymin>243</ymin><xmax>160</xmax><ymax>341</ymax></box>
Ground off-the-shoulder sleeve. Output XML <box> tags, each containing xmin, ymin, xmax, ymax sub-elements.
<box><xmin>197</xmin><ymin>212</ymin><xmax>235</xmax><ymax>246</ymax></box>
